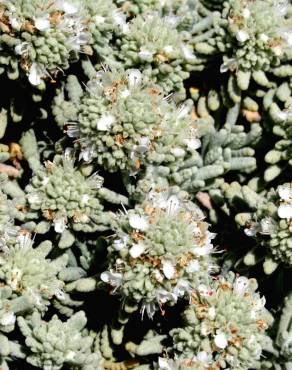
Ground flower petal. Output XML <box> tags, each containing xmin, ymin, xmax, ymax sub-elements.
<box><xmin>28</xmin><ymin>63</ymin><xmax>43</xmax><ymax>86</ymax></box>
<box><xmin>96</xmin><ymin>115</ymin><xmax>115</xmax><ymax>131</ymax></box>
<box><xmin>214</xmin><ymin>333</ymin><xmax>228</xmax><ymax>349</ymax></box>
<box><xmin>184</xmin><ymin>138</ymin><xmax>201</xmax><ymax>150</ymax></box>
<box><xmin>129</xmin><ymin>214</ymin><xmax>149</xmax><ymax>231</ymax></box>
<box><xmin>129</xmin><ymin>243</ymin><xmax>145</xmax><ymax>258</ymax></box>
<box><xmin>278</xmin><ymin>203</ymin><xmax>292</xmax><ymax>219</ymax></box>
<box><xmin>127</xmin><ymin>69</ymin><xmax>142</xmax><ymax>88</ymax></box>
<box><xmin>233</xmin><ymin>276</ymin><xmax>249</xmax><ymax>295</ymax></box>
<box><xmin>162</xmin><ymin>259</ymin><xmax>176</xmax><ymax>279</ymax></box>
<box><xmin>278</xmin><ymin>184</ymin><xmax>292</xmax><ymax>201</ymax></box>
<box><xmin>34</xmin><ymin>17</ymin><xmax>50</xmax><ymax>31</ymax></box>
<box><xmin>236</xmin><ymin>30</ymin><xmax>250</xmax><ymax>42</ymax></box>
<box><xmin>100</xmin><ymin>271</ymin><xmax>122</xmax><ymax>286</ymax></box>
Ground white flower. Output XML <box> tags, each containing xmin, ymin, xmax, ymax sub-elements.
<box><xmin>278</xmin><ymin>184</ymin><xmax>292</xmax><ymax>201</ymax></box>
<box><xmin>200</xmin><ymin>321</ymin><xmax>210</xmax><ymax>336</ymax></box>
<box><xmin>53</xmin><ymin>216</ymin><xmax>67</xmax><ymax>233</ymax></box>
<box><xmin>162</xmin><ymin>259</ymin><xmax>176</xmax><ymax>279</ymax></box>
<box><xmin>57</xmin><ymin>1</ymin><xmax>78</xmax><ymax>14</ymax></box>
<box><xmin>17</xmin><ymin>233</ymin><xmax>33</xmax><ymax>249</ymax></box>
<box><xmin>214</xmin><ymin>333</ymin><xmax>228</xmax><ymax>349</ymax></box>
<box><xmin>113</xmin><ymin>236</ymin><xmax>129</xmax><ymax>251</ymax></box>
<box><xmin>96</xmin><ymin>115</ymin><xmax>115</xmax><ymax>131</ymax></box>
<box><xmin>177</xmin><ymin>105</ymin><xmax>190</xmax><ymax>119</ymax></box>
<box><xmin>88</xmin><ymin>172</ymin><xmax>104</xmax><ymax>189</ymax></box>
<box><xmin>138</xmin><ymin>49</ymin><xmax>153</xmax><ymax>60</ymax></box>
<box><xmin>196</xmin><ymin>351</ymin><xmax>211</xmax><ymax>364</ymax></box>
<box><xmin>278</xmin><ymin>203</ymin><xmax>292</xmax><ymax>219</ymax></box>
<box><xmin>139</xmin><ymin>136</ymin><xmax>150</xmax><ymax>147</ymax></box>
<box><xmin>27</xmin><ymin>193</ymin><xmax>42</xmax><ymax>205</ymax></box>
<box><xmin>158</xmin><ymin>357</ymin><xmax>180</xmax><ymax>370</ymax></box>
<box><xmin>281</xmin><ymin>30</ymin><xmax>292</xmax><ymax>46</ymax></box>
<box><xmin>181</xmin><ymin>44</ymin><xmax>196</xmax><ymax>61</ymax></box>
<box><xmin>55</xmin><ymin>288</ymin><xmax>66</xmax><ymax>300</ymax></box>
<box><xmin>80</xmin><ymin>194</ymin><xmax>90</xmax><ymax>206</ymax></box>
<box><xmin>0</xmin><ymin>311</ymin><xmax>16</xmax><ymax>326</ymax></box>
<box><xmin>113</xmin><ymin>10</ymin><xmax>129</xmax><ymax>34</ymax></box>
<box><xmin>166</xmin><ymin>195</ymin><xmax>180</xmax><ymax>216</ymax></box>
<box><xmin>129</xmin><ymin>243</ymin><xmax>145</xmax><ymax>258</ymax></box>
<box><xmin>129</xmin><ymin>214</ymin><xmax>149</xmax><ymax>231</ymax></box>
<box><xmin>251</xmin><ymin>296</ymin><xmax>266</xmax><ymax>318</ymax></box>
<box><xmin>207</xmin><ymin>307</ymin><xmax>216</xmax><ymax>320</ymax></box>
<box><xmin>34</xmin><ymin>16</ymin><xmax>50</xmax><ymax>31</ymax></box>
<box><xmin>244</xmin><ymin>221</ymin><xmax>260</xmax><ymax>237</ymax></box>
<box><xmin>140</xmin><ymin>301</ymin><xmax>157</xmax><ymax>319</ymax></box>
<box><xmin>41</xmin><ymin>176</ymin><xmax>50</xmax><ymax>186</ymax></box>
<box><xmin>64</xmin><ymin>147</ymin><xmax>75</xmax><ymax>163</ymax></box>
<box><xmin>186</xmin><ymin>259</ymin><xmax>200</xmax><ymax>273</ymax></box>
<box><xmin>127</xmin><ymin>69</ymin><xmax>142</xmax><ymax>88</ymax></box>
<box><xmin>192</xmin><ymin>244</ymin><xmax>213</xmax><ymax>256</ymax></box>
<box><xmin>156</xmin><ymin>289</ymin><xmax>175</xmax><ymax>304</ymax></box>
<box><xmin>233</xmin><ymin>276</ymin><xmax>249</xmax><ymax>295</ymax></box>
<box><xmin>66</xmin><ymin>19</ymin><xmax>90</xmax><ymax>51</ymax></box>
<box><xmin>133</xmin><ymin>137</ymin><xmax>150</xmax><ymax>155</ymax></box>
<box><xmin>79</xmin><ymin>145</ymin><xmax>94</xmax><ymax>162</ymax></box>
<box><xmin>170</xmin><ymin>147</ymin><xmax>185</xmax><ymax>157</ymax></box>
<box><xmin>273</xmin><ymin>0</ymin><xmax>289</xmax><ymax>17</ymax></box>
<box><xmin>66</xmin><ymin>123</ymin><xmax>80</xmax><ymax>138</ymax></box>
<box><xmin>148</xmin><ymin>191</ymin><xmax>164</xmax><ymax>206</ymax></box>
<box><xmin>153</xmin><ymin>269</ymin><xmax>164</xmax><ymax>283</ymax></box>
<box><xmin>65</xmin><ymin>350</ymin><xmax>76</xmax><ymax>361</ymax></box>
<box><xmin>259</xmin><ymin>33</ymin><xmax>269</xmax><ymax>42</ymax></box>
<box><xmin>254</xmin><ymin>296</ymin><xmax>266</xmax><ymax>310</ymax></box>
<box><xmin>100</xmin><ymin>271</ymin><xmax>123</xmax><ymax>287</ymax></box>
<box><xmin>15</xmin><ymin>42</ymin><xmax>29</xmax><ymax>55</ymax></box>
<box><xmin>272</xmin><ymin>45</ymin><xmax>283</xmax><ymax>56</ymax></box>
<box><xmin>173</xmin><ymin>279</ymin><xmax>191</xmax><ymax>299</ymax></box>
<box><xmin>28</xmin><ymin>63</ymin><xmax>44</xmax><ymax>86</ymax></box>
<box><xmin>94</xmin><ymin>15</ymin><xmax>105</xmax><ymax>24</ymax></box>
<box><xmin>242</xmin><ymin>8</ymin><xmax>251</xmax><ymax>18</ymax></box>
<box><xmin>158</xmin><ymin>358</ymin><xmax>172</xmax><ymax>370</ymax></box>
<box><xmin>10</xmin><ymin>17</ymin><xmax>22</xmax><ymax>31</ymax></box>
<box><xmin>236</xmin><ymin>30</ymin><xmax>250</xmax><ymax>42</ymax></box>
<box><xmin>184</xmin><ymin>138</ymin><xmax>201</xmax><ymax>150</ymax></box>
<box><xmin>260</xmin><ymin>217</ymin><xmax>276</xmax><ymax>235</ymax></box>
<box><xmin>220</xmin><ymin>58</ymin><xmax>237</xmax><ymax>73</ymax></box>
<box><xmin>163</xmin><ymin>45</ymin><xmax>174</xmax><ymax>54</ymax></box>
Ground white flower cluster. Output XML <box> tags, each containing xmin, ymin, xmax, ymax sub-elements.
<box><xmin>1</xmin><ymin>0</ymin><xmax>90</xmax><ymax>85</ymax></box>
<box><xmin>66</xmin><ymin>68</ymin><xmax>201</xmax><ymax>174</ymax></box>
<box><xmin>244</xmin><ymin>183</ymin><xmax>292</xmax><ymax>238</ymax></box>
<box><xmin>101</xmin><ymin>190</ymin><xmax>216</xmax><ymax>318</ymax></box>
<box><xmin>0</xmin><ymin>232</ymin><xmax>67</xmax><ymax>311</ymax></box>
<box><xmin>169</xmin><ymin>274</ymin><xmax>273</xmax><ymax>370</ymax></box>
<box><xmin>220</xmin><ymin>0</ymin><xmax>292</xmax><ymax>75</ymax></box>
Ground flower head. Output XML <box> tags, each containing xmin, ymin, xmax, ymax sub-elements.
<box><xmin>101</xmin><ymin>190</ymin><xmax>215</xmax><ymax>317</ymax></box>
<box><xmin>171</xmin><ymin>273</ymin><xmax>273</xmax><ymax>369</ymax></box>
